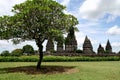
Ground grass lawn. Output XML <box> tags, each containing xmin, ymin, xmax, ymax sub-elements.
<box><xmin>0</xmin><ymin>61</ymin><xmax>120</xmax><ymax>80</ymax></box>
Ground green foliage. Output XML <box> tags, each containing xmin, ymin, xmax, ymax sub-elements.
<box><xmin>0</xmin><ymin>56</ymin><xmax>120</xmax><ymax>62</ymax></box>
<box><xmin>22</xmin><ymin>45</ymin><xmax>34</xmax><ymax>55</ymax></box>
<box><xmin>11</xmin><ymin>49</ymin><xmax>23</xmax><ymax>57</ymax></box>
<box><xmin>0</xmin><ymin>0</ymin><xmax>78</xmax><ymax>68</ymax></box>
<box><xmin>104</xmin><ymin>50</ymin><xmax>110</xmax><ymax>54</ymax></box>
<box><xmin>0</xmin><ymin>0</ymin><xmax>78</xmax><ymax>43</ymax></box>
<box><xmin>0</xmin><ymin>50</ymin><xmax>10</xmax><ymax>56</ymax></box>
<box><xmin>76</xmin><ymin>49</ymin><xmax>83</xmax><ymax>53</ymax></box>
<box><xmin>0</xmin><ymin>56</ymin><xmax>38</xmax><ymax>62</ymax></box>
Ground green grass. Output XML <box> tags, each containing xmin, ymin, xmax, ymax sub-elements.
<box><xmin>0</xmin><ymin>62</ymin><xmax>120</xmax><ymax>80</ymax></box>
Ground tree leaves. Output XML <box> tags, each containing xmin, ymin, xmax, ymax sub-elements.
<box><xmin>0</xmin><ymin>0</ymin><xmax>78</xmax><ymax>44</ymax></box>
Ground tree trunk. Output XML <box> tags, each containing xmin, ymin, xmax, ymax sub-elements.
<box><xmin>36</xmin><ymin>43</ymin><xmax>43</xmax><ymax>70</ymax></box>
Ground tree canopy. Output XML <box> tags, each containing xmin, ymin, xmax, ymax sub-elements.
<box><xmin>0</xmin><ymin>0</ymin><xmax>79</xmax><ymax>69</ymax></box>
<box><xmin>22</xmin><ymin>44</ymin><xmax>34</xmax><ymax>55</ymax></box>
<box><xmin>0</xmin><ymin>0</ymin><xmax>78</xmax><ymax>42</ymax></box>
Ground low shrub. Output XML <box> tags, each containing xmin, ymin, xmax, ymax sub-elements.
<box><xmin>76</xmin><ymin>49</ymin><xmax>83</xmax><ymax>53</ymax></box>
<box><xmin>0</xmin><ymin>56</ymin><xmax>120</xmax><ymax>62</ymax></box>
<box><xmin>11</xmin><ymin>49</ymin><xmax>23</xmax><ymax>57</ymax></box>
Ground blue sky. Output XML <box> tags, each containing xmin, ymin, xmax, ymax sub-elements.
<box><xmin>0</xmin><ymin>0</ymin><xmax>120</xmax><ymax>53</ymax></box>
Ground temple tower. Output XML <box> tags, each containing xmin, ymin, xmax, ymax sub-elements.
<box><xmin>65</xmin><ymin>27</ymin><xmax>77</xmax><ymax>52</ymax></box>
<box><xmin>83</xmin><ymin>36</ymin><xmax>94</xmax><ymax>54</ymax></box>
<box><xmin>46</xmin><ymin>38</ymin><xmax>54</xmax><ymax>52</ymax></box>
<box><xmin>105</xmin><ymin>40</ymin><xmax>112</xmax><ymax>53</ymax></box>
<box><xmin>57</xmin><ymin>41</ymin><xmax>63</xmax><ymax>52</ymax></box>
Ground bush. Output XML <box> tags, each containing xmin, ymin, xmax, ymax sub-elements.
<box><xmin>0</xmin><ymin>56</ymin><xmax>120</xmax><ymax>62</ymax></box>
<box><xmin>1</xmin><ymin>50</ymin><xmax>10</xmax><ymax>56</ymax></box>
<box><xmin>22</xmin><ymin>45</ymin><xmax>34</xmax><ymax>55</ymax></box>
<box><xmin>76</xmin><ymin>49</ymin><xmax>83</xmax><ymax>53</ymax></box>
<box><xmin>11</xmin><ymin>49</ymin><xmax>23</xmax><ymax>57</ymax></box>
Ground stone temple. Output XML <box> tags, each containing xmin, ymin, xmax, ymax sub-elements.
<box><xmin>105</xmin><ymin>40</ymin><xmax>112</xmax><ymax>53</ymax></box>
<box><xmin>57</xmin><ymin>41</ymin><xmax>64</xmax><ymax>52</ymax></box>
<box><xmin>46</xmin><ymin>26</ymin><xmax>77</xmax><ymax>53</ymax></box>
<box><xmin>65</xmin><ymin>27</ymin><xmax>77</xmax><ymax>52</ymax></box>
<box><xmin>97</xmin><ymin>44</ymin><xmax>104</xmax><ymax>54</ymax></box>
<box><xmin>45</xmin><ymin>27</ymin><xmax>113</xmax><ymax>54</ymax></box>
<box><xmin>97</xmin><ymin>40</ymin><xmax>113</xmax><ymax>54</ymax></box>
<box><xmin>83</xmin><ymin>36</ymin><xmax>95</xmax><ymax>54</ymax></box>
<box><xmin>46</xmin><ymin>38</ymin><xmax>54</xmax><ymax>52</ymax></box>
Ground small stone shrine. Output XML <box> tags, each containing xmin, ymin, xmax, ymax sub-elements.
<box><xmin>97</xmin><ymin>44</ymin><xmax>104</xmax><ymax>54</ymax></box>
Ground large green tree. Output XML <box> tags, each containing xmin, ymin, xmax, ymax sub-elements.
<box><xmin>0</xmin><ymin>0</ymin><xmax>78</xmax><ymax>69</ymax></box>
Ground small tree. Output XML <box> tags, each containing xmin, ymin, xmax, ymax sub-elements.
<box><xmin>0</xmin><ymin>0</ymin><xmax>78</xmax><ymax>69</ymax></box>
<box><xmin>22</xmin><ymin>45</ymin><xmax>34</xmax><ymax>55</ymax></box>
<box><xmin>11</xmin><ymin>49</ymin><xmax>23</xmax><ymax>57</ymax></box>
<box><xmin>1</xmin><ymin>50</ymin><xmax>10</xmax><ymax>56</ymax></box>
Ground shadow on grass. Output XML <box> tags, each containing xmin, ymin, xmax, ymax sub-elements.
<box><xmin>0</xmin><ymin>65</ymin><xmax>77</xmax><ymax>75</ymax></box>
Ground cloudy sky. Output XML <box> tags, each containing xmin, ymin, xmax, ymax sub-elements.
<box><xmin>0</xmin><ymin>0</ymin><xmax>120</xmax><ymax>53</ymax></box>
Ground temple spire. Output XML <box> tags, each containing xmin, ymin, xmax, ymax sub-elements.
<box><xmin>105</xmin><ymin>39</ymin><xmax>112</xmax><ymax>53</ymax></box>
<box><xmin>65</xmin><ymin>26</ymin><xmax>77</xmax><ymax>52</ymax></box>
<box><xmin>83</xmin><ymin>36</ymin><xmax>95</xmax><ymax>54</ymax></box>
<box><xmin>85</xmin><ymin>36</ymin><xmax>89</xmax><ymax>40</ymax></box>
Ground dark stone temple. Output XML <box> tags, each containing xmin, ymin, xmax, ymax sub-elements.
<box><xmin>83</xmin><ymin>36</ymin><xmax>95</xmax><ymax>54</ymax></box>
<box><xmin>45</xmin><ymin>26</ymin><xmax>114</xmax><ymax>55</ymax></box>
<box><xmin>57</xmin><ymin>41</ymin><xmax>63</xmax><ymax>52</ymax></box>
<box><xmin>97</xmin><ymin>40</ymin><xmax>113</xmax><ymax>54</ymax></box>
<box><xmin>105</xmin><ymin>40</ymin><xmax>112</xmax><ymax>53</ymax></box>
<box><xmin>46</xmin><ymin>38</ymin><xmax>54</xmax><ymax>52</ymax></box>
<box><xmin>97</xmin><ymin>44</ymin><xmax>104</xmax><ymax>54</ymax></box>
<box><xmin>65</xmin><ymin>27</ymin><xmax>77</xmax><ymax>52</ymax></box>
<box><xmin>46</xmin><ymin>26</ymin><xmax>77</xmax><ymax>53</ymax></box>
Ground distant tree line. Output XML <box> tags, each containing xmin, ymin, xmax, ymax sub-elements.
<box><xmin>0</xmin><ymin>44</ymin><xmax>35</xmax><ymax>57</ymax></box>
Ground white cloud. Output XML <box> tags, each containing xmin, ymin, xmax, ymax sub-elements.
<box><xmin>75</xmin><ymin>31</ymin><xmax>85</xmax><ymax>49</ymax></box>
<box><xmin>0</xmin><ymin>0</ymin><xmax>26</xmax><ymax>16</ymax></box>
<box><xmin>111</xmin><ymin>42</ymin><xmax>120</xmax><ymax>52</ymax></box>
<box><xmin>106</xmin><ymin>25</ymin><xmax>120</xmax><ymax>35</ymax></box>
<box><xmin>106</xmin><ymin>15</ymin><xmax>117</xmax><ymax>23</ymax></box>
<box><xmin>79</xmin><ymin>21</ymin><xmax>98</xmax><ymax>28</ymax></box>
<box><xmin>61</xmin><ymin>0</ymin><xmax>70</xmax><ymax>6</ymax></box>
<box><xmin>112</xmin><ymin>42</ymin><xmax>120</xmax><ymax>47</ymax></box>
<box><xmin>79</xmin><ymin>0</ymin><xmax>120</xmax><ymax>21</ymax></box>
<box><xmin>57</xmin><ymin>0</ymin><xmax>73</xmax><ymax>15</ymax></box>
<box><xmin>79</xmin><ymin>0</ymin><xmax>101</xmax><ymax>20</ymax></box>
<box><xmin>0</xmin><ymin>40</ymin><xmax>39</xmax><ymax>53</ymax></box>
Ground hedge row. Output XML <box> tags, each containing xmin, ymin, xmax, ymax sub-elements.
<box><xmin>43</xmin><ymin>56</ymin><xmax>120</xmax><ymax>62</ymax></box>
<box><xmin>0</xmin><ymin>56</ymin><xmax>120</xmax><ymax>62</ymax></box>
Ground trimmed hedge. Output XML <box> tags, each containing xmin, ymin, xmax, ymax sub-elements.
<box><xmin>0</xmin><ymin>56</ymin><xmax>120</xmax><ymax>62</ymax></box>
